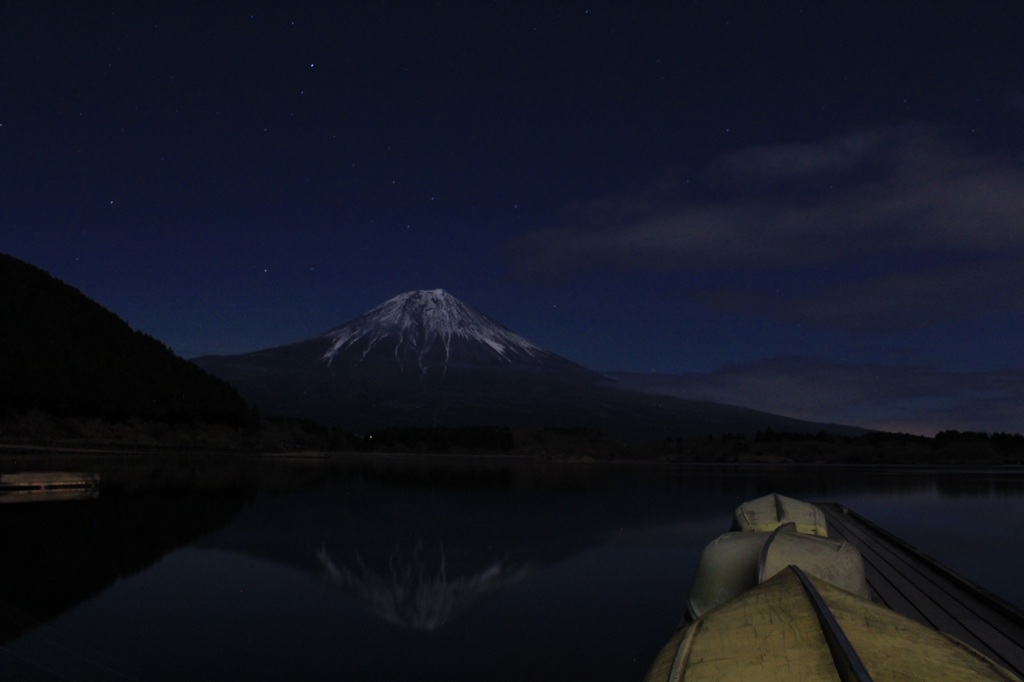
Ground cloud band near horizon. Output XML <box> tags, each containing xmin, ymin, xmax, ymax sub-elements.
<box><xmin>610</xmin><ymin>358</ymin><xmax>1024</xmax><ymax>437</ymax></box>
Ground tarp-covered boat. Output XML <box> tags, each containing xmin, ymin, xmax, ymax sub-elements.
<box><xmin>732</xmin><ymin>492</ymin><xmax>828</xmax><ymax>536</ymax></box>
<box><xmin>648</xmin><ymin>566</ymin><xmax>1020</xmax><ymax>681</ymax></box>
<box><xmin>687</xmin><ymin>523</ymin><xmax>869</xmax><ymax>619</ymax></box>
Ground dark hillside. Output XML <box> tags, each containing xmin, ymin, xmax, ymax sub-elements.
<box><xmin>0</xmin><ymin>253</ymin><xmax>253</xmax><ymax>425</ymax></box>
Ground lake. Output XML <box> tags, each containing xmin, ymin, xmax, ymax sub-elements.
<box><xmin>2</xmin><ymin>456</ymin><xmax>1023</xmax><ymax>681</ymax></box>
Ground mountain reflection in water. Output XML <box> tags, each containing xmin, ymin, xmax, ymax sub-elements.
<box><xmin>317</xmin><ymin>540</ymin><xmax>533</xmax><ymax>631</ymax></box>
<box><xmin>195</xmin><ymin>465</ymin><xmax>634</xmax><ymax>632</ymax></box>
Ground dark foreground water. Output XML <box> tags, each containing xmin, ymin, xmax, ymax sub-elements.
<box><xmin>2</xmin><ymin>457</ymin><xmax>1023</xmax><ymax>681</ymax></box>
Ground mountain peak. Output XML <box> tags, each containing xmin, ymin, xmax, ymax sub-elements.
<box><xmin>321</xmin><ymin>289</ymin><xmax>549</xmax><ymax>372</ymax></box>
<box><xmin>190</xmin><ymin>286</ymin><xmax>864</xmax><ymax>439</ymax></box>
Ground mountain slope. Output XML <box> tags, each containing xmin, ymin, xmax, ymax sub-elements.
<box><xmin>194</xmin><ymin>290</ymin><xmax>863</xmax><ymax>440</ymax></box>
<box><xmin>0</xmin><ymin>253</ymin><xmax>253</xmax><ymax>424</ymax></box>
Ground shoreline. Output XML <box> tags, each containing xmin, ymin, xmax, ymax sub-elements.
<box><xmin>3</xmin><ymin>444</ymin><xmax>1022</xmax><ymax>505</ymax></box>
<box><xmin>3</xmin><ymin>440</ymin><xmax>1024</xmax><ymax>471</ymax></box>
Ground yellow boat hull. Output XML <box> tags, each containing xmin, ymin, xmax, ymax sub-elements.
<box><xmin>648</xmin><ymin>567</ymin><xmax>1020</xmax><ymax>681</ymax></box>
<box><xmin>688</xmin><ymin>524</ymin><xmax>869</xmax><ymax>619</ymax></box>
<box><xmin>732</xmin><ymin>492</ymin><xmax>829</xmax><ymax>536</ymax></box>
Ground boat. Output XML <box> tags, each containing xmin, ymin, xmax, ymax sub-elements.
<box><xmin>687</xmin><ymin>522</ymin><xmax>869</xmax><ymax>619</ymax></box>
<box><xmin>732</xmin><ymin>492</ymin><xmax>828</xmax><ymax>536</ymax></box>
<box><xmin>646</xmin><ymin>565</ymin><xmax>1019</xmax><ymax>681</ymax></box>
<box><xmin>0</xmin><ymin>471</ymin><xmax>100</xmax><ymax>503</ymax></box>
<box><xmin>646</xmin><ymin>494</ymin><xmax>1021</xmax><ymax>681</ymax></box>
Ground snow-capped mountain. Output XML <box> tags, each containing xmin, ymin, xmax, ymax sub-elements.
<box><xmin>193</xmin><ymin>290</ymin><xmax>862</xmax><ymax>439</ymax></box>
<box><xmin>319</xmin><ymin>289</ymin><xmax>573</xmax><ymax>373</ymax></box>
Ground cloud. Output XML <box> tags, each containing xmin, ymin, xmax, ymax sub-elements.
<box><xmin>609</xmin><ymin>359</ymin><xmax>1024</xmax><ymax>436</ymax></box>
<box><xmin>709</xmin><ymin>130</ymin><xmax>884</xmax><ymax>182</ymax></box>
<box><xmin>510</xmin><ymin>124</ymin><xmax>1024</xmax><ymax>327</ymax></box>
<box><xmin>704</xmin><ymin>257</ymin><xmax>1024</xmax><ymax>329</ymax></box>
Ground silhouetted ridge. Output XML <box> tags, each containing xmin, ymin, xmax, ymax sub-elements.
<box><xmin>0</xmin><ymin>253</ymin><xmax>253</xmax><ymax>424</ymax></box>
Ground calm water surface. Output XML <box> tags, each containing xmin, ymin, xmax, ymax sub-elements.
<box><xmin>2</xmin><ymin>458</ymin><xmax>1023</xmax><ymax>681</ymax></box>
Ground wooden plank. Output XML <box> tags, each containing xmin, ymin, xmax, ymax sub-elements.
<box><xmin>818</xmin><ymin>503</ymin><xmax>1024</xmax><ymax>678</ymax></box>
<box><xmin>0</xmin><ymin>471</ymin><xmax>100</xmax><ymax>490</ymax></box>
<box><xmin>824</xmin><ymin>505</ymin><xmax>1024</xmax><ymax>642</ymax></box>
<box><xmin>821</xmin><ymin>506</ymin><xmax>998</xmax><ymax>644</ymax></box>
<box><xmin>824</xmin><ymin>510</ymin><xmax>969</xmax><ymax>634</ymax></box>
<box><xmin>833</xmin><ymin>505</ymin><xmax>1024</xmax><ymax>627</ymax></box>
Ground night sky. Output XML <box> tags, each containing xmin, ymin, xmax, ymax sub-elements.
<box><xmin>4</xmin><ymin>2</ymin><xmax>1024</xmax><ymax>435</ymax></box>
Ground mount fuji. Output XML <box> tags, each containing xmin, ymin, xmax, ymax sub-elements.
<box><xmin>318</xmin><ymin>289</ymin><xmax>591</xmax><ymax>375</ymax></box>
<box><xmin>193</xmin><ymin>290</ymin><xmax>860</xmax><ymax>440</ymax></box>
